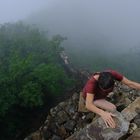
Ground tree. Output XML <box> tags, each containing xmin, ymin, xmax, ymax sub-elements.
<box><xmin>0</xmin><ymin>22</ymin><xmax>74</xmax><ymax>140</ymax></box>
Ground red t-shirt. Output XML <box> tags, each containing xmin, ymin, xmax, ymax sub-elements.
<box><xmin>82</xmin><ymin>70</ymin><xmax>123</xmax><ymax>100</ymax></box>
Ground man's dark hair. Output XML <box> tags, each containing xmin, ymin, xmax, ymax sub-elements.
<box><xmin>98</xmin><ymin>72</ymin><xmax>115</xmax><ymax>90</ymax></box>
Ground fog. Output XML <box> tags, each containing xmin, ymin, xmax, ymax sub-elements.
<box><xmin>0</xmin><ymin>0</ymin><xmax>140</xmax><ymax>56</ymax></box>
<box><xmin>0</xmin><ymin>0</ymin><xmax>48</xmax><ymax>23</ymax></box>
<box><xmin>1</xmin><ymin>0</ymin><xmax>140</xmax><ymax>52</ymax></box>
<box><xmin>25</xmin><ymin>0</ymin><xmax>140</xmax><ymax>53</ymax></box>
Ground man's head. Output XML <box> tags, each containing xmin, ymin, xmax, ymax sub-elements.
<box><xmin>98</xmin><ymin>72</ymin><xmax>115</xmax><ymax>90</ymax></box>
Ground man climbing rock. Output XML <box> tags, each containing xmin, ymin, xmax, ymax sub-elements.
<box><xmin>82</xmin><ymin>69</ymin><xmax>140</xmax><ymax>128</ymax></box>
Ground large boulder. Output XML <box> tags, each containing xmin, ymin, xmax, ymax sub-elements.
<box><xmin>66</xmin><ymin>111</ymin><xmax>129</xmax><ymax>140</ymax></box>
<box><xmin>24</xmin><ymin>85</ymin><xmax>140</xmax><ymax>140</ymax></box>
<box><xmin>66</xmin><ymin>97</ymin><xmax>140</xmax><ymax>140</ymax></box>
<box><xmin>127</xmin><ymin>128</ymin><xmax>140</xmax><ymax>140</ymax></box>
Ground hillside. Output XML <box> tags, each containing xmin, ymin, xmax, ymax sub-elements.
<box><xmin>25</xmin><ymin>73</ymin><xmax>140</xmax><ymax>140</ymax></box>
<box><xmin>0</xmin><ymin>22</ymin><xmax>84</xmax><ymax>140</ymax></box>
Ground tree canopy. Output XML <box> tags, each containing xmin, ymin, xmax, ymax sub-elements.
<box><xmin>0</xmin><ymin>22</ymin><xmax>74</xmax><ymax>140</ymax></box>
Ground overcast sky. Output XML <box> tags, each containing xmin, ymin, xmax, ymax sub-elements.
<box><xmin>1</xmin><ymin>0</ymin><xmax>140</xmax><ymax>52</ymax></box>
<box><xmin>30</xmin><ymin>0</ymin><xmax>140</xmax><ymax>51</ymax></box>
<box><xmin>0</xmin><ymin>0</ymin><xmax>49</xmax><ymax>23</ymax></box>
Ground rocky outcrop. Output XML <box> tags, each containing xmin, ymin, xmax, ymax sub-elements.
<box><xmin>24</xmin><ymin>83</ymin><xmax>140</xmax><ymax>140</ymax></box>
<box><xmin>66</xmin><ymin>111</ymin><xmax>129</xmax><ymax>140</ymax></box>
<box><xmin>66</xmin><ymin>112</ymin><xmax>129</xmax><ymax>140</ymax></box>
<box><xmin>67</xmin><ymin>97</ymin><xmax>140</xmax><ymax>140</ymax></box>
<box><xmin>127</xmin><ymin>128</ymin><xmax>140</xmax><ymax>140</ymax></box>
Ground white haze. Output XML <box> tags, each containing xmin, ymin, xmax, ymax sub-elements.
<box><xmin>0</xmin><ymin>0</ymin><xmax>47</xmax><ymax>23</ymax></box>
<box><xmin>0</xmin><ymin>0</ymin><xmax>140</xmax><ymax>52</ymax></box>
<box><xmin>26</xmin><ymin>0</ymin><xmax>140</xmax><ymax>53</ymax></box>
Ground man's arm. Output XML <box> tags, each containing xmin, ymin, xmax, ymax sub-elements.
<box><xmin>121</xmin><ymin>77</ymin><xmax>140</xmax><ymax>90</ymax></box>
<box><xmin>86</xmin><ymin>93</ymin><xmax>104</xmax><ymax>115</ymax></box>
<box><xmin>86</xmin><ymin>93</ymin><xmax>116</xmax><ymax>128</ymax></box>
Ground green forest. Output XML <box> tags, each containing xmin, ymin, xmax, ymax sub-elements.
<box><xmin>1</xmin><ymin>1</ymin><xmax>140</xmax><ymax>140</ymax></box>
<box><xmin>0</xmin><ymin>23</ymin><xmax>76</xmax><ymax>140</ymax></box>
<box><xmin>1</xmin><ymin>22</ymin><xmax>140</xmax><ymax>140</ymax></box>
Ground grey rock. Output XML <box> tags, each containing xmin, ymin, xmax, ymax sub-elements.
<box><xmin>24</xmin><ymin>86</ymin><xmax>140</xmax><ymax>140</ymax></box>
<box><xmin>51</xmin><ymin>135</ymin><xmax>62</xmax><ymax>140</ymax></box>
<box><xmin>133</xmin><ymin>114</ymin><xmax>140</xmax><ymax>127</ymax></box>
<box><xmin>67</xmin><ymin>97</ymin><xmax>140</xmax><ymax>140</ymax></box>
<box><xmin>57</xmin><ymin>110</ymin><xmax>69</xmax><ymax>124</ymax></box>
<box><xmin>127</xmin><ymin>128</ymin><xmax>140</xmax><ymax>140</ymax></box>
<box><xmin>128</xmin><ymin>123</ymin><xmax>137</xmax><ymax>134</ymax></box>
<box><xmin>121</xmin><ymin>97</ymin><xmax>140</xmax><ymax>121</ymax></box>
<box><xmin>66</xmin><ymin>111</ymin><xmax>129</xmax><ymax>140</ymax></box>
<box><xmin>64</xmin><ymin>120</ymin><xmax>76</xmax><ymax>131</ymax></box>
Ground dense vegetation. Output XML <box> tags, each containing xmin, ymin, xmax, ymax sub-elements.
<box><xmin>0</xmin><ymin>23</ymin><xmax>75</xmax><ymax>140</ymax></box>
<box><xmin>1</xmin><ymin>21</ymin><xmax>140</xmax><ymax>140</ymax></box>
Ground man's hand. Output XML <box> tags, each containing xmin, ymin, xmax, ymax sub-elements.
<box><xmin>100</xmin><ymin>111</ymin><xmax>116</xmax><ymax>128</ymax></box>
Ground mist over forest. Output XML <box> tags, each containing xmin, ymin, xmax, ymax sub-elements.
<box><xmin>0</xmin><ymin>1</ymin><xmax>140</xmax><ymax>139</ymax></box>
<box><xmin>25</xmin><ymin>0</ymin><xmax>140</xmax><ymax>80</ymax></box>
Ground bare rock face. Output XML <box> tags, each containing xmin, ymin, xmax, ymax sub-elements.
<box><xmin>24</xmin><ymin>84</ymin><xmax>140</xmax><ymax>140</ymax></box>
<box><xmin>127</xmin><ymin>128</ymin><xmax>140</xmax><ymax>140</ymax></box>
<box><xmin>66</xmin><ymin>111</ymin><xmax>129</xmax><ymax>140</ymax></box>
<box><xmin>121</xmin><ymin>97</ymin><xmax>140</xmax><ymax>121</ymax></box>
